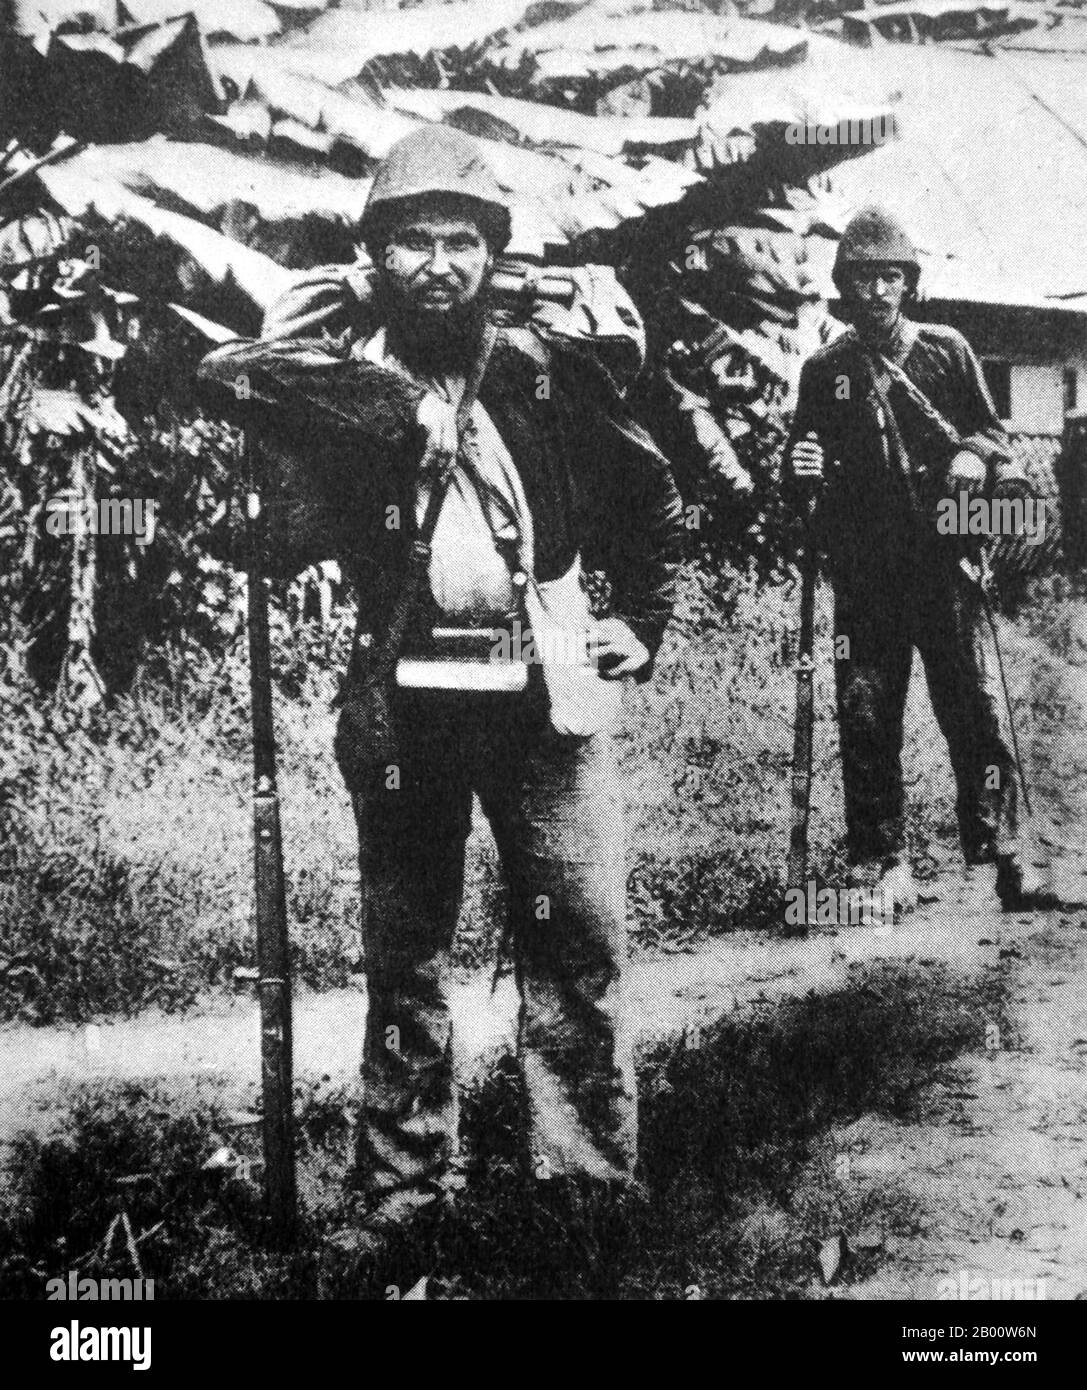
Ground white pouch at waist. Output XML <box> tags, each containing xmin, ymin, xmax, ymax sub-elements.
<box><xmin>523</xmin><ymin>556</ymin><xmax>621</xmax><ymax>737</ymax></box>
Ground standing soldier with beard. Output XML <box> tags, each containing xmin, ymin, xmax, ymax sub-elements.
<box><xmin>786</xmin><ymin>206</ymin><xmax>1064</xmax><ymax>915</ymax></box>
<box><xmin>200</xmin><ymin>126</ymin><xmax>684</xmax><ymax>1265</ymax></box>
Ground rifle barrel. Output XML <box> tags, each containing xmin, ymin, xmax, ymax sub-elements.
<box><xmin>785</xmin><ymin>494</ymin><xmax>819</xmax><ymax>935</ymax></box>
<box><xmin>244</xmin><ymin>434</ymin><xmax>297</xmax><ymax>1247</ymax></box>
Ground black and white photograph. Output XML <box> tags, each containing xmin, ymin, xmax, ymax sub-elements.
<box><xmin>1</xmin><ymin>0</ymin><xmax>1086</xmax><ymax>1337</ymax></box>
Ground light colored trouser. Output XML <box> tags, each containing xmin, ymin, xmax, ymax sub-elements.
<box><xmin>347</xmin><ymin>686</ymin><xmax>636</xmax><ymax>1202</ymax></box>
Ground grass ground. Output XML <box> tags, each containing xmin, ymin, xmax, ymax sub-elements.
<box><xmin>0</xmin><ymin>564</ymin><xmax>1081</xmax><ymax>1298</ymax></box>
<box><xmin>0</xmin><ymin>560</ymin><xmax>992</xmax><ymax>1023</ymax></box>
<box><xmin>0</xmin><ymin>955</ymin><xmax>1009</xmax><ymax>1299</ymax></box>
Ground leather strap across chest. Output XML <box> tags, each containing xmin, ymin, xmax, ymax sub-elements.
<box><xmin>367</xmin><ymin>323</ymin><xmax>498</xmax><ymax>682</ymax></box>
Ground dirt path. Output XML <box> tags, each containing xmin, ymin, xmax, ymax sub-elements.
<box><xmin>3</xmin><ymin>865</ymin><xmax>1087</xmax><ymax>1299</ymax></box>
<box><xmin>813</xmin><ymin>605</ymin><xmax>1087</xmax><ymax>1302</ymax></box>
<box><xmin>0</xmin><ymin>893</ymin><xmax>1007</xmax><ymax>1146</ymax></box>
<box><xmin>834</xmin><ymin>896</ymin><xmax>1087</xmax><ymax>1302</ymax></box>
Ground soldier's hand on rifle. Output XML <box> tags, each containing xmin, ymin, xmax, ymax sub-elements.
<box><xmin>947</xmin><ymin>449</ymin><xmax>987</xmax><ymax>497</ymax></box>
<box><xmin>789</xmin><ymin>432</ymin><xmax>824</xmax><ymax>486</ymax></box>
<box><xmin>416</xmin><ymin>392</ymin><xmax>460</xmax><ymax>468</ymax></box>
<box><xmin>587</xmin><ymin>617</ymin><xmax>650</xmax><ymax>680</ymax></box>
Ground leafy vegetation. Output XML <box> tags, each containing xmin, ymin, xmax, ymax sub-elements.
<box><xmin>1</xmin><ymin>550</ymin><xmax>1014</xmax><ymax>1023</ymax></box>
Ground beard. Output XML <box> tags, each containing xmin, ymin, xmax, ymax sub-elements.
<box><xmin>373</xmin><ymin>274</ymin><xmax>491</xmax><ymax>377</ymax></box>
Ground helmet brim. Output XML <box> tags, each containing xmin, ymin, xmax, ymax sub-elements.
<box><xmin>360</xmin><ymin>192</ymin><xmax>512</xmax><ymax>256</ymax></box>
<box><xmin>832</xmin><ymin>260</ymin><xmax>920</xmax><ymax>295</ymax></box>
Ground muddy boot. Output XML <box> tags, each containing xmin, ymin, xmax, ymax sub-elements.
<box><xmin>876</xmin><ymin>859</ymin><xmax>920</xmax><ymax>920</ymax></box>
<box><xmin>995</xmin><ymin>855</ymin><xmax>1085</xmax><ymax>913</ymax></box>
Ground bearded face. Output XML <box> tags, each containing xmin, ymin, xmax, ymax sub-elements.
<box><xmin>382</xmin><ymin>215</ymin><xmax>490</xmax><ymax>315</ymax></box>
<box><xmin>371</xmin><ymin>196</ymin><xmax>496</xmax><ymax>366</ymax></box>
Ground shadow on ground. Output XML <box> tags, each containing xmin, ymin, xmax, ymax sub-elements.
<box><xmin>0</xmin><ymin>956</ymin><xmax>1008</xmax><ymax>1300</ymax></box>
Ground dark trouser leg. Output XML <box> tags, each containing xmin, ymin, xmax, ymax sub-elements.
<box><xmin>346</xmin><ymin>694</ymin><xmax>473</xmax><ymax>1201</ymax></box>
<box><xmin>834</xmin><ymin>585</ymin><xmax>914</xmax><ymax>865</ymax></box>
<box><xmin>914</xmin><ymin>561</ymin><xmax>1020</xmax><ymax>862</ymax></box>
<box><xmin>479</xmin><ymin>721</ymin><xmax>636</xmax><ymax>1184</ymax></box>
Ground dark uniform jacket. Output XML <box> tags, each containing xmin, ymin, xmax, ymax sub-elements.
<box><xmin>198</xmin><ymin>322</ymin><xmax>685</xmax><ymax>673</ymax></box>
<box><xmin>786</xmin><ymin>322</ymin><xmax>1009</xmax><ymax>589</ymax></box>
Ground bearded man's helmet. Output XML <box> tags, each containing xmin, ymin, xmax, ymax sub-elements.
<box><xmin>360</xmin><ymin>125</ymin><xmax>512</xmax><ymax>256</ymax></box>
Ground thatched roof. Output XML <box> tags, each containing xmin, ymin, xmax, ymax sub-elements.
<box><xmin>810</xmin><ymin>43</ymin><xmax>1087</xmax><ymax>306</ymax></box>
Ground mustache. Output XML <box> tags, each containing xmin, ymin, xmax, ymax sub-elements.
<box><xmin>416</xmin><ymin>272</ymin><xmax>460</xmax><ymax>291</ymax></box>
<box><xmin>373</xmin><ymin>273</ymin><xmax>492</xmax><ymax>368</ymax></box>
<box><xmin>373</xmin><ymin>269</ymin><xmax>490</xmax><ymax>309</ymax></box>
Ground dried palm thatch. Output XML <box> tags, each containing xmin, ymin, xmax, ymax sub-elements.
<box><xmin>384</xmin><ymin>84</ymin><xmax>699</xmax><ymax>158</ymax></box>
<box><xmin>274</xmin><ymin>0</ymin><xmax>537</xmax><ymax>86</ymax></box>
<box><xmin>840</xmin><ymin>0</ymin><xmax>1039</xmax><ymax>45</ymax></box>
<box><xmin>9</xmin><ymin>10</ymin><xmax>222</xmax><ymax>142</ymax></box>
<box><xmin>477</xmin><ymin>1</ymin><xmax>809</xmax><ymax>111</ymax></box>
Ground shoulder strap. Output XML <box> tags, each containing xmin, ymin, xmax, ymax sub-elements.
<box><xmin>368</xmin><ymin>323</ymin><xmax>498</xmax><ymax>680</ymax></box>
<box><xmin>852</xmin><ymin>338</ymin><xmax>925</xmax><ymax>512</ymax></box>
<box><xmin>850</xmin><ymin>327</ymin><xmax>965</xmax><ymax>455</ymax></box>
<box><xmin>876</xmin><ymin>351</ymin><xmax>965</xmax><ymax>455</ymax></box>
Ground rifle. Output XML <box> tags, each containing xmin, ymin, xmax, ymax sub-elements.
<box><xmin>188</xmin><ymin>263</ymin><xmax>630</xmax><ymax>1235</ymax></box>
<box><xmin>175</xmin><ymin>304</ymin><xmax>298</xmax><ymax>1244</ymax></box>
<box><xmin>959</xmin><ymin>554</ymin><xmax>1034</xmax><ymax>821</ymax></box>
<box><xmin>866</xmin><ymin>342</ymin><xmax>1037</xmax><ymax>826</ymax></box>
<box><xmin>244</xmin><ymin>432</ymin><xmax>297</xmax><ymax>1248</ymax></box>
<box><xmin>785</xmin><ymin>474</ymin><xmax>819</xmax><ymax>936</ymax></box>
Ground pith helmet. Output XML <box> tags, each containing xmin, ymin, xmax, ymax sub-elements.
<box><xmin>833</xmin><ymin>206</ymin><xmax>920</xmax><ymax>291</ymax></box>
<box><xmin>360</xmin><ymin>125</ymin><xmax>512</xmax><ymax>252</ymax></box>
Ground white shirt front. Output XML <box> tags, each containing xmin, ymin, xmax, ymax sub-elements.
<box><xmin>361</xmin><ymin>327</ymin><xmax>534</xmax><ymax>623</ymax></box>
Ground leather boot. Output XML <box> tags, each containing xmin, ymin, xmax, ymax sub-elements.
<box><xmin>995</xmin><ymin>855</ymin><xmax>1080</xmax><ymax>912</ymax></box>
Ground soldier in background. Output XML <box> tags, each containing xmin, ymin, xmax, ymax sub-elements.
<box><xmin>785</xmin><ymin>206</ymin><xmax>1061</xmax><ymax>914</ymax></box>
